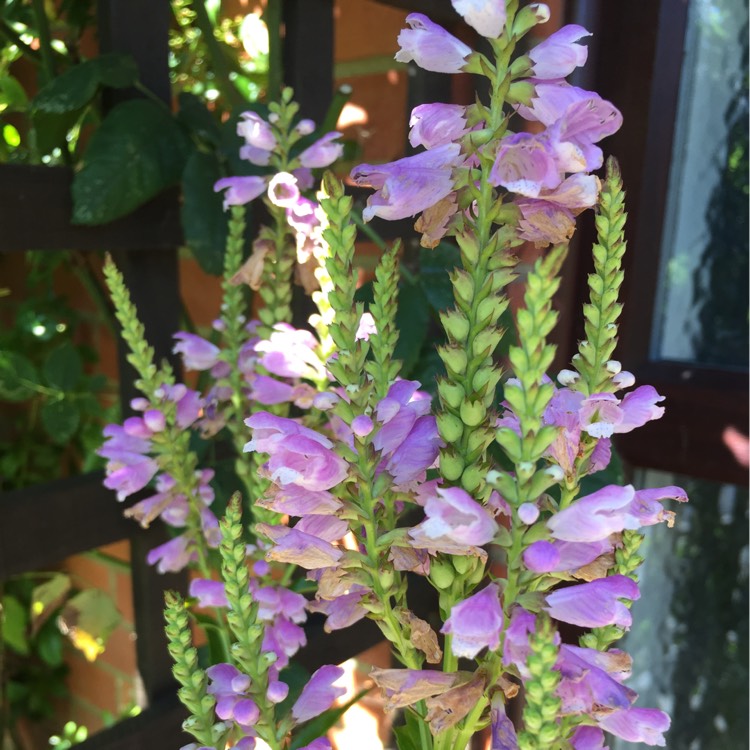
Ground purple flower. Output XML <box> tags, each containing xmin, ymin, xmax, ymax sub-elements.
<box><xmin>351</xmin><ymin>414</ymin><xmax>374</xmax><ymax>437</ymax></box>
<box><xmin>267</xmin><ymin>680</ymin><xmax>289</xmax><ymax>703</ymax></box>
<box><xmin>214</xmin><ymin>176</ymin><xmax>268</xmax><ymax>210</ymax></box>
<box><xmin>352</xmin><ymin>144</ymin><xmax>462</xmax><ymax>222</ymax></box>
<box><xmin>172</xmin><ymin>332</ymin><xmax>220</xmax><ymax>371</ymax></box>
<box><xmin>254</xmin><ymin>324</ymin><xmax>326</xmax><ymax>381</ymax></box>
<box><xmin>356</xmin><ymin>312</ymin><xmax>377</xmax><ymax>341</ymax></box>
<box><xmin>545</xmin><ymin>575</ymin><xmax>640</xmax><ymax>629</ymax></box>
<box><xmin>451</xmin><ymin>0</ymin><xmax>506</xmax><ymax>38</ymax></box>
<box><xmin>248</xmin><ymin>374</ymin><xmax>295</xmax><ymax>406</ymax></box>
<box><xmin>409</xmin><ymin>486</ymin><xmax>498</xmax><ymax>553</ymax></box>
<box><xmin>597</xmin><ymin>706</ymin><xmax>670</xmax><ymax>746</ymax></box>
<box><xmin>237</xmin><ymin>111</ymin><xmax>276</xmax><ymax>151</ymax></box>
<box><xmin>99</xmin><ymin>424</ymin><xmax>151</xmax><ymax>463</ymax></box>
<box><xmin>570</xmin><ymin>726</ymin><xmax>608</xmax><ymax>750</ymax></box>
<box><xmin>245</xmin><ymin>413</ymin><xmax>348</xmax><ymax>492</ymax></box>
<box><xmin>441</xmin><ymin>583</ymin><xmax>503</xmax><ymax>658</ymax></box>
<box><xmin>257</xmin><ymin>485</ymin><xmax>343</xmax><ymax>516</ymax></box>
<box><xmin>297</xmin><ymin>741</ymin><xmax>332</xmax><ymax>750</ymax></box>
<box><xmin>490</xmin><ymin>132</ymin><xmax>563</xmax><ymax>197</ymax></box>
<box><xmin>502</xmin><ymin>608</ymin><xmax>543</xmax><ymax>680</ymax></box>
<box><xmin>516</xmin><ymin>197</ymin><xmax>576</xmax><ymax>246</ymax></box>
<box><xmin>189</xmin><ymin>578</ymin><xmax>228</xmax><ymax>607</ymax></box>
<box><xmin>523</xmin><ymin>538</ymin><xmax>612</xmax><ymax>573</ymax></box>
<box><xmin>309</xmin><ymin>589</ymin><xmax>369</xmax><ymax>632</ymax></box>
<box><xmin>395</xmin><ymin>14</ymin><xmax>472</xmax><ymax>74</ymax></box>
<box><xmin>268</xmin><ymin>172</ymin><xmax>300</xmax><ymax>208</ymax></box>
<box><xmin>617</xmin><ymin>385</ymin><xmax>666</xmax><ymax>432</ymax></box>
<box><xmin>489</xmin><ymin>694</ymin><xmax>518</xmax><ymax>750</ymax></box>
<box><xmin>292</xmin><ymin>665</ymin><xmax>346</xmax><ymax>724</ymax></box>
<box><xmin>299</xmin><ymin>132</ymin><xmax>343</xmax><ymax>168</ymax></box>
<box><xmin>262</xmin><ymin>617</ymin><xmax>307</xmax><ymax>668</ymax></box>
<box><xmin>253</xmin><ymin>586</ymin><xmax>307</xmax><ymax>623</ymax></box>
<box><xmin>146</xmin><ymin>534</ymin><xmax>195</xmax><ymax>573</ymax></box>
<box><xmin>206</xmin><ymin>663</ymin><xmax>259</xmax><ymax>730</ymax></box>
<box><xmin>556</xmin><ymin>645</ymin><xmax>636</xmax><ymax>715</ymax></box>
<box><xmin>529</xmin><ymin>25</ymin><xmax>591</xmax><ymax>79</ymax></box>
<box><xmin>547</xmin><ymin>484</ymin><xmax>687</xmax><ymax>543</ymax></box>
<box><xmin>103</xmin><ymin>457</ymin><xmax>159</xmax><ymax>502</ymax></box>
<box><xmin>256</xmin><ymin>523</ymin><xmax>343</xmax><ymax>569</ymax></box>
<box><xmin>409</xmin><ymin>103</ymin><xmax>468</xmax><ymax>149</ymax></box>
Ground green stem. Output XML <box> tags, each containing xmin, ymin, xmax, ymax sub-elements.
<box><xmin>30</xmin><ymin>0</ymin><xmax>55</xmax><ymax>80</ymax></box>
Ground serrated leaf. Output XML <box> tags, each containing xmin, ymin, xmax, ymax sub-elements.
<box><xmin>181</xmin><ymin>150</ymin><xmax>228</xmax><ymax>275</ymax></box>
<box><xmin>41</xmin><ymin>399</ymin><xmax>80</xmax><ymax>443</ymax></box>
<box><xmin>72</xmin><ymin>99</ymin><xmax>190</xmax><ymax>225</ymax></box>
<box><xmin>43</xmin><ymin>342</ymin><xmax>83</xmax><ymax>391</ymax></box>
<box><xmin>0</xmin><ymin>351</ymin><xmax>38</xmax><ymax>402</ymax></box>
<box><xmin>2</xmin><ymin>595</ymin><xmax>30</xmax><ymax>655</ymax></box>
<box><xmin>394</xmin><ymin>279</ymin><xmax>430</xmax><ymax>376</ymax></box>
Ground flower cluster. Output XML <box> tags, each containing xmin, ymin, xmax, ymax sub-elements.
<box><xmin>101</xmin><ymin>3</ymin><xmax>689</xmax><ymax>749</ymax></box>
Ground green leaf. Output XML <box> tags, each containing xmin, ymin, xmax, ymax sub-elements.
<box><xmin>192</xmin><ymin>613</ymin><xmax>229</xmax><ymax>664</ymax></box>
<box><xmin>30</xmin><ymin>573</ymin><xmax>72</xmax><ymax>634</ymax></box>
<box><xmin>177</xmin><ymin>92</ymin><xmax>222</xmax><ymax>147</ymax></box>
<box><xmin>394</xmin><ymin>279</ymin><xmax>430</xmax><ymax>376</ymax></box>
<box><xmin>0</xmin><ymin>351</ymin><xmax>38</xmax><ymax>402</ymax></box>
<box><xmin>419</xmin><ymin>242</ymin><xmax>460</xmax><ymax>313</ymax></box>
<box><xmin>72</xmin><ymin>99</ymin><xmax>190</xmax><ymax>225</ymax></box>
<box><xmin>0</xmin><ymin>75</ymin><xmax>28</xmax><ymax>113</ymax></box>
<box><xmin>33</xmin><ymin>54</ymin><xmax>138</xmax><ymax>114</ymax></box>
<box><xmin>35</xmin><ymin>622</ymin><xmax>65</xmax><ymax>667</ymax></box>
<box><xmin>43</xmin><ymin>342</ymin><xmax>83</xmax><ymax>391</ymax></box>
<box><xmin>392</xmin><ymin>708</ymin><xmax>425</xmax><ymax>750</ymax></box>
<box><xmin>59</xmin><ymin>589</ymin><xmax>121</xmax><ymax>661</ymax></box>
<box><xmin>290</xmin><ymin>687</ymin><xmax>371</xmax><ymax>750</ymax></box>
<box><xmin>2</xmin><ymin>595</ymin><xmax>30</xmax><ymax>655</ymax></box>
<box><xmin>40</xmin><ymin>399</ymin><xmax>80</xmax><ymax>443</ymax></box>
<box><xmin>181</xmin><ymin>150</ymin><xmax>228</xmax><ymax>275</ymax></box>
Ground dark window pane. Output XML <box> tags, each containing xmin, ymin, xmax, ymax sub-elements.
<box><xmin>652</xmin><ymin>0</ymin><xmax>749</xmax><ymax>367</ymax></box>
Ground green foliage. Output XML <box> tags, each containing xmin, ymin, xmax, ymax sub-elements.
<box><xmin>72</xmin><ymin>99</ymin><xmax>191</xmax><ymax>224</ymax></box>
<box><xmin>48</xmin><ymin>720</ymin><xmax>89</xmax><ymax>748</ymax></box>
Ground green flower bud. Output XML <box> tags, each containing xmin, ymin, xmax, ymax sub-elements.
<box><xmin>460</xmin><ymin>465</ymin><xmax>484</xmax><ymax>494</ymax></box>
<box><xmin>512</xmin><ymin>2</ymin><xmax>550</xmax><ymax>36</ymax></box>
<box><xmin>541</xmin><ymin>696</ymin><xmax>561</xmax><ymax>721</ymax></box>
<box><xmin>540</xmin><ymin>671</ymin><xmax>559</xmax><ymax>692</ymax></box>
<box><xmin>438</xmin><ymin>380</ymin><xmax>465</xmax><ymax>409</ymax></box>
<box><xmin>460</xmin><ymin>398</ymin><xmax>487</xmax><ymax>427</ymax></box>
<box><xmin>507</xmin><ymin>80</ymin><xmax>535</xmax><ymax>106</ymax></box>
<box><xmin>430</xmin><ymin>560</ymin><xmax>456</xmax><ymax>589</ymax></box>
<box><xmin>440</xmin><ymin>451</ymin><xmax>465</xmax><ymax>481</ymax></box>
<box><xmin>452</xmin><ymin>554</ymin><xmax>473</xmax><ymax>576</ymax></box>
<box><xmin>526</xmin><ymin>680</ymin><xmax>545</xmax><ymax>702</ymax></box>
<box><xmin>438</xmin><ymin>345</ymin><xmax>468</xmax><ymax>376</ymax></box>
<box><xmin>456</xmin><ymin>230</ymin><xmax>480</xmax><ymax>266</ymax></box>
<box><xmin>200</xmin><ymin>694</ymin><xmax>215</xmax><ymax>714</ymax></box>
<box><xmin>450</xmin><ymin>268</ymin><xmax>475</xmax><ymax>306</ymax></box>
<box><xmin>524</xmin><ymin>708</ymin><xmax>543</xmax><ymax>732</ymax></box>
<box><xmin>379</xmin><ymin>569</ymin><xmax>395</xmax><ymax>590</ymax></box>
<box><xmin>537</xmin><ymin>723</ymin><xmax>560</xmax><ymax>745</ymax></box>
<box><xmin>437</xmin><ymin>412</ymin><xmax>465</xmax><ymax>443</ymax></box>
<box><xmin>440</xmin><ymin>310</ymin><xmax>471</xmax><ymax>341</ymax></box>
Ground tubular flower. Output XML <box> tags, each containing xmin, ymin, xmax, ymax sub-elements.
<box><xmin>351</xmin><ymin>144</ymin><xmax>463</xmax><ymax>222</ymax></box>
<box><xmin>395</xmin><ymin>14</ymin><xmax>473</xmax><ymax>74</ymax></box>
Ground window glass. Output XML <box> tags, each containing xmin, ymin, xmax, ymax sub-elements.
<box><xmin>613</xmin><ymin>469</ymin><xmax>748</xmax><ymax>749</ymax></box>
<box><xmin>651</xmin><ymin>0</ymin><xmax>748</xmax><ymax>366</ymax></box>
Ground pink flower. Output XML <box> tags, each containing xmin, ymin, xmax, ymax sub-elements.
<box><xmin>409</xmin><ymin>486</ymin><xmax>498</xmax><ymax>553</ymax></box>
<box><xmin>597</xmin><ymin>706</ymin><xmax>670</xmax><ymax>746</ymax></box>
<box><xmin>395</xmin><ymin>14</ymin><xmax>473</xmax><ymax>74</ymax></box>
<box><xmin>292</xmin><ymin>665</ymin><xmax>346</xmax><ymax>723</ymax></box>
<box><xmin>214</xmin><ymin>176</ymin><xmax>267</xmax><ymax>210</ymax></box>
<box><xmin>451</xmin><ymin>0</ymin><xmax>506</xmax><ymax>38</ymax></box>
<box><xmin>547</xmin><ymin>484</ymin><xmax>688</xmax><ymax>542</ymax></box>
<box><xmin>570</xmin><ymin>727</ymin><xmax>608</xmax><ymax>750</ymax></box>
<box><xmin>522</xmin><ymin>538</ymin><xmax>612</xmax><ymax>573</ymax></box>
<box><xmin>189</xmin><ymin>578</ymin><xmax>228</xmax><ymax>607</ymax></box>
<box><xmin>268</xmin><ymin>172</ymin><xmax>300</xmax><ymax>208</ymax></box>
<box><xmin>351</xmin><ymin>144</ymin><xmax>463</xmax><ymax>222</ymax></box>
<box><xmin>256</xmin><ymin>523</ymin><xmax>343</xmax><ymax>569</ymax></box>
<box><xmin>237</xmin><ymin>111</ymin><xmax>276</xmax><ymax>151</ymax></box>
<box><xmin>298</xmin><ymin>132</ymin><xmax>343</xmax><ymax>168</ymax></box>
<box><xmin>441</xmin><ymin>583</ymin><xmax>503</xmax><ymax>658</ymax></box>
<box><xmin>409</xmin><ymin>103</ymin><xmax>468</xmax><ymax>149</ymax></box>
<box><xmin>529</xmin><ymin>25</ymin><xmax>591</xmax><ymax>79</ymax></box>
<box><xmin>172</xmin><ymin>332</ymin><xmax>220</xmax><ymax>371</ymax></box>
<box><xmin>490</xmin><ymin>132</ymin><xmax>563</xmax><ymax>197</ymax></box>
<box><xmin>146</xmin><ymin>534</ymin><xmax>195</xmax><ymax>573</ymax></box>
<box><xmin>545</xmin><ymin>575</ymin><xmax>640</xmax><ymax>629</ymax></box>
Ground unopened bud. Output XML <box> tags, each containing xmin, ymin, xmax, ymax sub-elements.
<box><xmin>460</xmin><ymin>399</ymin><xmax>486</xmax><ymax>427</ymax></box>
<box><xmin>440</xmin><ymin>452</ymin><xmax>465</xmax><ymax>481</ymax></box>
<box><xmin>557</xmin><ymin>369</ymin><xmax>579</xmax><ymax>386</ymax></box>
<box><xmin>513</xmin><ymin>3</ymin><xmax>550</xmax><ymax>37</ymax></box>
<box><xmin>437</xmin><ymin>412</ymin><xmax>464</xmax><ymax>443</ymax></box>
<box><xmin>606</xmin><ymin>359</ymin><xmax>622</xmax><ymax>374</ymax></box>
<box><xmin>430</xmin><ymin>561</ymin><xmax>455</xmax><ymax>590</ymax></box>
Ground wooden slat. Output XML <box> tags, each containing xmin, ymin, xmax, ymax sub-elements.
<box><xmin>76</xmin><ymin>694</ymin><xmax>185</xmax><ymax>750</ymax></box>
<box><xmin>0</xmin><ymin>473</ymin><xmax>130</xmax><ymax>579</ymax></box>
<box><xmin>0</xmin><ymin>165</ymin><xmax>182</xmax><ymax>254</ymax></box>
